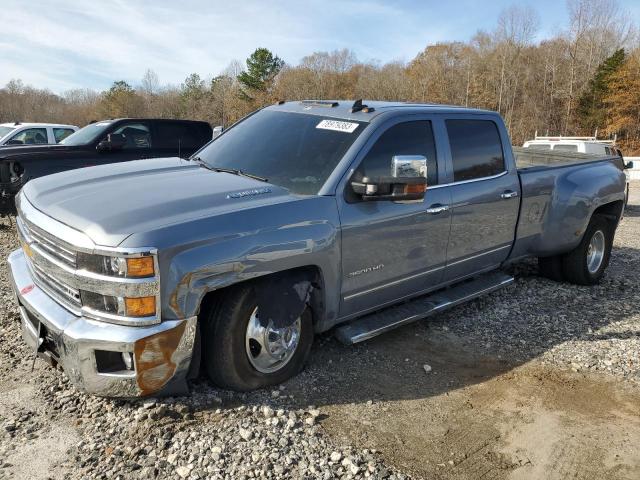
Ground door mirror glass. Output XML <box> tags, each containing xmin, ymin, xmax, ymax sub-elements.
<box><xmin>97</xmin><ymin>133</ymin><xmax>127</xmax><ymax>152</ymax></box>
<box><xmin>212</xmin><ymin>125</ymin><xmax>224</xmax><ymax>139</ymax></box>
<box><xmin>391</xmin><ymin>155</ymin><xmax>428</xmax><ymax>178</ymax></box>
<box><xmin>351</xmin><ymin>155</ymin><xmax>427</xmax><ymax>202</ymax></box>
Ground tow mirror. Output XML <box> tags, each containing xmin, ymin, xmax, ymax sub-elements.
<box><xmin>351</xmin><ymin>155</ymin><xmax>428</xmax><ymax>201</ymax></box>
<box><xmin>625</xmin><ymin>160</ymin><xmax>634</xmax><ymax>170</ymax></box>
<box><xmin>213</xmin><ymin>125</ymin><xmax>224</xmax><ymax>139</ymax></box>
<box><xmin>97</xmin><ymin>133</ymin><xmax>126</xmax><ymax>152</ymax></box>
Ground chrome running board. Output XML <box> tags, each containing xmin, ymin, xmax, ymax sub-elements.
<box><xmin>334</xmin><ymin>271</ymin><xmax>514</xmax><ymax>344</ymax></box>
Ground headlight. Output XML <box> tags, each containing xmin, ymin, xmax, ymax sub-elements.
<box><xmin>81</xmin><ymin>292</ymin><xmax>157</xmax><ymax>318</ymax></box>
<box><xmin>78</xmin><ymin>253</ymin><xmax>155</xmax><ymax>278</ymax></box>
<box><xmin>76</xmin><ymin>251</ymin><xmax>159</xmax><ymax>323</ymax></box>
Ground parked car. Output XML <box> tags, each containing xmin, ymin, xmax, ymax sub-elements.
<box><xmin>523</xmin><ymin>134</ymin><xmax>621</xmax><ymax>156</ymax></box>
<box><xmin>0</xmin><ymin>122</ymin><xmax>78</xmax><ymax>146</ymax></box>
<box><xmin>0</xmin><ymin>118</ymin><xmax>213</xmax><ymax>213</ymax></box>
<box><xmin>8</xmin><ymin>100</ymin><xmax>628</xmax><ymax>397</ymax></box>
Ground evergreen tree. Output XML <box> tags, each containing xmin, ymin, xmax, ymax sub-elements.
<box><xmin>577</xmin><ymin>48</ymin><xmax>626</xmax><ymax>134</ymax></box>
<box><xmin>237</xmin><ymin>48</ymin><xmax>284</xmax><ymax>99</ymax></box>
<box><xmin>99</xmin><ymin>81</ymin><xmax>142</xmax><ymax>118</ymax></box>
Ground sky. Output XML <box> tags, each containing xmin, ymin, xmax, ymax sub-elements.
<box><xmin>0</xmin><ymin>0</ymin><xmax>638</xmax><ymax>93</ymax></box>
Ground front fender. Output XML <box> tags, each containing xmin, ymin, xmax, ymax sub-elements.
<box><xmin>125</xmin><ymin>196</ymin><xmax>342</xmax><ymax>331</ymax></box>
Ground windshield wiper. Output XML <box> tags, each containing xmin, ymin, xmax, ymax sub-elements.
<box><xmin>191</xmin><ymin>157</ymin><xmax>268</xmax><ymax>182</ymax></box>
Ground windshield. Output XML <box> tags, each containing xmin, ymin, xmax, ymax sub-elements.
<box><xmin>60</xmin><ymin>121</ymin><xmax>112</xmax><ymax>146</ymax></box>
<box><xmin>0</xmin><ymin>126</ymin><xmax>15</xmax><ymax>138</ymax></box>
<box><xmin>195</xmin><ymin>110</ymin><xmax>365</xmax><ymax>195</ymax></box>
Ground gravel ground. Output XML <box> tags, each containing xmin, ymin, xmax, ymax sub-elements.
<box><xmin>0</xmin><ymin>183</ymin><xmax>639</xmax><ymax>479</ymax></box>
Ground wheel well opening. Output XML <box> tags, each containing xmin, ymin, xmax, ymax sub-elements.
<box><xmin>191</xmin><ymin>266</ymin><xmax>325</xmax><ymax>379</ymax></box>
<box><xmin>197</xmin><ymin>266</ymin><xmax>324</xmax><ymax>323</ymax></box>
<box><xmin>593</xmin><ymin>200</ymin><xmax>624</xmax><ymax>228</ymax></box>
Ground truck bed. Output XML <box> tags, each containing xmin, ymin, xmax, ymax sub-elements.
<box><xmin>513</xmin><ymin>146</ymin><xmax>620</xmax><ymax>171</ymax></box>
<box><xmin>510</xmin><ymin>146</ymin><xmax>627</xmax><ymax>262</ymax></box>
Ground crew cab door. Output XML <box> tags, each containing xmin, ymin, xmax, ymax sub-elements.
<box><xmin>151</xmin><ymin>121</ymin><xmax>210</xmax><ymax>158</ymax></box>
<box><xmin>338</xmin><ymin>118</ymin><xmax>452</xmax><ymax>318</ymax></box>
<box><xmin>441</xmin><ymin>116</ymin><xmax>520</xmax><ymax>282</ymax></box>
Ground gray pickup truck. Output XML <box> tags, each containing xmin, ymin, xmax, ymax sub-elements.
<box><xmin>8</xmin><ymin>100</ymin><xmax>627</xmax><ymax>397</ymax></box>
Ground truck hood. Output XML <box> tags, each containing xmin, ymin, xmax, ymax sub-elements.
<box><xmin>21</xmin><ymin>157</ymin><xmax>295</xmax><ymax>246</ymax></box>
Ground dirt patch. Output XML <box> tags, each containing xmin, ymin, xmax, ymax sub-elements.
<box><xmin>0</xmin><ymin>382</ymin><xmax>79</xmax><ymax>480</ymax></box>
<box><xmin>319</xmin><ymin>339</ymin><xmax>640</xmax><ymax>480</ymax></box>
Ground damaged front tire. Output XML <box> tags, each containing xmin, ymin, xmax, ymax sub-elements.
<box><xmin>202</xmin><ymin>281</ymin><xmax>314</xmax><ymax>391</ymax></box>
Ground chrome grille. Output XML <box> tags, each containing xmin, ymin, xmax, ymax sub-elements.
<box><xmin>18</xmin><ymin>216</ymin><xmax>81</xmax><ymax>315</ymax></box>
<box><xmin>23</xmin><ymin>219</ymin><xmax>77</xmax><ymax>268</ymax></box>
<box><xmin>30</xmin><ymin>262</ymin><xmax>82</xmax><ymax>312</ymax></box>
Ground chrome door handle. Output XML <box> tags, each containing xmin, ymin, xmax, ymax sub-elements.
<box><xmin>501</xmin><ymin>191</ymin><xmax>518</xmax><ymax>199</ymax></box>
<box><xmin>426</xmin><ymin>204</ymin><xmax>450</xmax><ymax>214</ymax></box>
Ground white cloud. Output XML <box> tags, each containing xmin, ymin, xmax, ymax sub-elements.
<box><xmin>0</xmin><ymin>0</ymin><xmax>516</xmax><ymax>92</ymax></box>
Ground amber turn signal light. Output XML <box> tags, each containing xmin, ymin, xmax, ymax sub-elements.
<box><xmin>126</xmin><ymin>257</ymin><xmax>155</xmax><ymax>277</ymax></box>
<box><xmin>404</xmin><ymin>183</ymin><xmax>427</xmax><ymax>194</ymax></box>
<box><xmin>125</xmin><ymin>296</ymin><xmax>156</xmax><ymax>317</ymax></box>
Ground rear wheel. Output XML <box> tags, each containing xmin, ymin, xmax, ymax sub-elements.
<box><xmin>561</xmin><ymin>215</ymin><xmax>613</xmax><ymax>285</ymax></box>
<box><xmin>202</xmin><ymin>282</ymin><xmax>313</xmax><ymax>391</ymax></box>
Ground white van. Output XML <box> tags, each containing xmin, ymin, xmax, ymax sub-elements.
<box><xmin>523</xmin><ymin>135</ymin><xmax>621</xmax><ymax>156</ymax></box>
<box><xmin>0</xmin><ymin>122</ymin><xmax>79</xmax><ymax>146</ymax></box>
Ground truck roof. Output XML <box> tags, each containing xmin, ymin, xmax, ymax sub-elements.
<box><xmin>0</xmin><ymin>122</ymin><xmax>77</xmax><ymax>128</ymax></box>
<box><xmin>267</xmin><ymin>100</ymin><xmax>496</xmax><ymax>122</ymax></box>
<box><xmin>102</xmin><ymin>118</ymin><xmax>211</xmax><ymax>125</ymax></box>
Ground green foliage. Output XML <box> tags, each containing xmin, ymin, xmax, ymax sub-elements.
<box><xmin>181</xmin><ymin>73</ymin><xmax>206</xmax><ymax>100</ymax></box>
<box><xmin>99</xmin><ymin>81</ymin><xmax>142</xmax><ymax>118</ymax></box>
<box><xmin>577</xmin><ymin>48</ymin><xmax>626</xmax><ymax>133</ymax></box>
<box><xmin>237</xmin><ymin>48</ymin><xmax>285</xmax><ymax>98</ymax></box>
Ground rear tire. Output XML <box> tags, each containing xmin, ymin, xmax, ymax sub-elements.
<box><xmin>202</xmin><ymin>282</ymin><xmax>313</xmax><ymax>391</ymax></box>
<box><xmin>561</xmin><ymin>215</ymin><xmax>613</xmax><ymax>285</ymax></box>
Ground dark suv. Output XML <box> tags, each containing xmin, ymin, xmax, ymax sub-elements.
<box><xmin>0</xmin><ymin>118</ymin><xmax>212</xmax><ymax>213</ymax></box>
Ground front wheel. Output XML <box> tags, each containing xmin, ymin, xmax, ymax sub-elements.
<box><xmin>202</xmin><ymin>283</ymin><xmax>314</xmax><ymax>391</ymax></box>
<box><xmin>562</xmin><ymin>215</ymin><xmax>613</xmax><ymax>285</ymax></box>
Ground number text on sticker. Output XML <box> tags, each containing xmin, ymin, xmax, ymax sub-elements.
<box><xmin>316</xmin><ymin>120</ymin><xmax>359</xmax><ymax>133</ymax></box>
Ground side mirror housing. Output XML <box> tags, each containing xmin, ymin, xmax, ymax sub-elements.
<box><xmin>213</xmin><ymin>126</ymin><xmax>224</xmax><ymax>139</ymax></box>
<box><xmin>351</xmin><ymin>155</ymin><xmax>428</xmax><ymax>201</ymax></box>
<box><xmin>5</xmin><ymin>139</ymin><xmax>24</xmax><ymax>145</ymax></box>
<box><xmin>97</xmin><ymin>133</ymin><xmax>126</xmax><ymax>152</ymax></box>
<box><xmin>625</xmin><ymin>160</ymin><xmax>634</xmax><ymax>170</ymax></box>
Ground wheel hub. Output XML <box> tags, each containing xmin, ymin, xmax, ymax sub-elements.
<box><xmin>586</xmin><ymin>230</ymin><xmax>605</xmax><ymax>274</ymax></box>
<box><xmin>245</xmin><ymin>308</ymin><xmax>301</xmax><ymax>374</ymax></box>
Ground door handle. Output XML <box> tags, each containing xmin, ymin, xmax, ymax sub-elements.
<box><xmin>426</xmin><ymin>204</ymin><xmax>450</xmax><ymax>214</ymax></box>
<box><xmin>501</xmin><ymin>190</ymin><xmax>518</xmax><ymax>199</ymax></box>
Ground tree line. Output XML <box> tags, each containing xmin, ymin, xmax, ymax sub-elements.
<box><xmin>1</xmin><ymin>0</ymin><xmax>640</xmax><ymax>153</ymax></box>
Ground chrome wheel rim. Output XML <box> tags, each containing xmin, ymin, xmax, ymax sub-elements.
<box><xmin>245</xmin><ymin>308</ymin><xmax>301</xmax><ymax>374</ymax></box>
<box><xmin>586</xmin><ymin>230</ymin><xmax>605</xmax><ymax>274</ymax></box>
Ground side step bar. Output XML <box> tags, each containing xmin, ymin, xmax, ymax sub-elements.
<box><xmin>335</xmin><ymin>271</ymin><xmax>514</xmax><ymax>344</ymax></box>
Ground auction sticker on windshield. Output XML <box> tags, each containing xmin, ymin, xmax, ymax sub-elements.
<box><xmin>316</xmin><ymin>119</ymin><xmax>359</xmax><ymax>133</ymax></box>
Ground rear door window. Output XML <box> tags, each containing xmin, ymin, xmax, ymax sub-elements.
<box><xmin>53</xmin><ymin>128</ymin><xmax>75</xmax><ymax>143</ymax></box>
<box><xmin>154</xmin><ymin>122</ymin><xmax>205</xmax><ymax>150</ymax></box>
<box><xmin>446</xmin><ymin>120</ymin><xmax>505</xmax><ymax>182</ymax></box>
<box><xmin>553</xmin><ymin>144</ymin><xmax>578</xmax><ymax>152</ymax></box>
<box><xmin>358</xmin><ymin>121</ymin><xmax>438</xmax><ymax>185</ymax></box>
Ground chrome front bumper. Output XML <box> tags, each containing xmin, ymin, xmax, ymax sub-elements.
<box><xmin>8</xmin><ymin>248</ymin><xmax>197</xmax><ymax>397</ymax></box>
